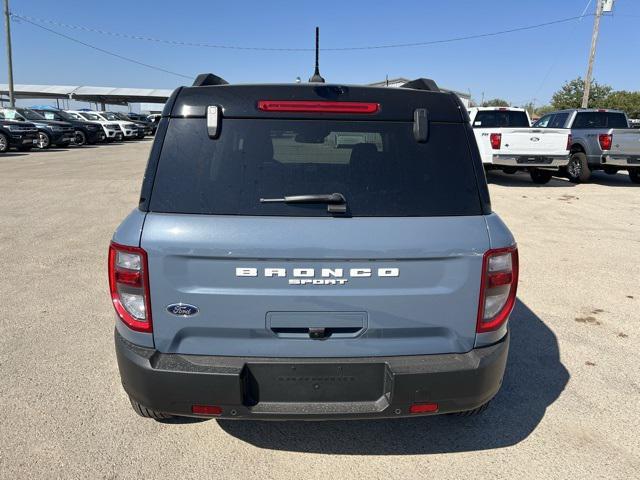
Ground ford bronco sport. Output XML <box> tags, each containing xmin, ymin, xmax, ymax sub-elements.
<box><xmin>110</xmin><ymin>73</ymin><xmax>518</xmax><ymax>420</ymax></box>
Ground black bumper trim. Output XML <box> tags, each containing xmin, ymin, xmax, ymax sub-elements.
<box><xmin>115</xmin><ymin>330</ymin><xmax>509</xmax><ymax>420</ymax></box>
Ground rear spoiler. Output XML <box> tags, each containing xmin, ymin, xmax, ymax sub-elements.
<box><xmin>401</xmin><ymin>78</ymin><xmax>440</xmax><ymax>92</ymax></box>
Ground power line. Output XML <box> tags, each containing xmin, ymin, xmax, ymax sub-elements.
<box><xmin>12</xmin><ymin>12</ymin><xmax>594</xmax><ymax>52</ymax></box>
<box><xmin>13</xmin><ymin>15</ymin><xmax>192</xmax><ymax>79</ymax></box>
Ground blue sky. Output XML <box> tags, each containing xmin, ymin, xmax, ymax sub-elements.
<box><xmin>2</xmin><ymin>0</ymin><xmax>640</xmax><ymax>106</ymax></box>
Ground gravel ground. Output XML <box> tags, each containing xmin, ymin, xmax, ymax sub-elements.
<box><xmin>0</xmin><ymin>141</ymin><xmax>638</xmax><ymax>479</ymax></box>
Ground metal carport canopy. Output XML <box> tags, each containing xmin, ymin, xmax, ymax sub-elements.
<box><xmin>0</xmin><ymin>84</ymin><xmax>173</xmax><ymax>104</ymax></box>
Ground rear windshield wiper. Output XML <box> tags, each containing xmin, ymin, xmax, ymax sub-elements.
<box><xmin>260</xmin><ymin>193</ymin><xmax>347</xmax><ymax>214</ymax></box>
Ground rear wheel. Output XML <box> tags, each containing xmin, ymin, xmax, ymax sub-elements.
<box><xmin>0</xmin><ymin>133</ymin><xmax>9</xmax><ymax>153</ymax></box>
<box><xmin>502</xmin><ymin>167</ymin><xmax>518</xmax><ymax>174</ymax></box>
<box><xmin>36</xmin><ymin>131</ymin><xmax>51</xmax><ymax>149</ymax></box>
<box><xmin>567</xmin><ymin>152</ymin><xmax>591</xmax><ymax>183</ymax></box>
<box><xmin>530</xmin><ymin>169</ymin><xmax>552</xmax><ymax>184</ymax></box>
<box><xmin>629</xmin><ymin>169</ymin><xmax>640</xmax><ymax>184</ymax></box>
<box><xmin>129</xmin><ymin>398</ymin><xmax>174</xmax><ymax>420</ymax></box>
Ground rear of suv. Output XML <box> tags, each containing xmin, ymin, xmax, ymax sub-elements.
<box><xmin>110</xmin><ymin>74</ymin><xmax>518</xmax><ymax>420</ymax></box>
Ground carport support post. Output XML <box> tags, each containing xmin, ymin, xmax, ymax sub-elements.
<box><xmin>582</xmin><ymin>0</ymin><xmax>603</xmax><ymax>108</ymax></box>
<box><xmin>3</xmin><ymin>0</ymin><xmax>15</xmax><ymax>107</ymax></box>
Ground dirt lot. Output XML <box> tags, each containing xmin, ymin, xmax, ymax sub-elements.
<box><xmin>0</xmin><ymin>141</ymin><xmax>638</xmax><ymax>479</ymax></box>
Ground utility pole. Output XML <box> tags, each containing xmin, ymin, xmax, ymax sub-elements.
<box><xmin>582</xmin><ymin>0</ymin><xmax>604</xmax><ymax>108</ymax></box>
<box><xmin>3</xmin><ymin>0</ymin><xmax>14</xmax><ymax>107</ymax></box>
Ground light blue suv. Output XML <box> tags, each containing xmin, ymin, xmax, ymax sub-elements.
<box><xmin>109</xmin><ymin>74</ymin><xmax>518</xmax><ymax>420</ymax></box>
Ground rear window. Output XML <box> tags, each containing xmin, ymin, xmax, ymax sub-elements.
<box><xmin>472</xmin><ymin>110</ymin><xmax>530</xmax><ymax>128</ymax></box>
<box><xmin>573</xmin><ymin>112</ymin><xmax>628</xmax><ymax>129</ymax></box>
<box><xmin>148</xmin><ymin>119</ymin><xmax>482</xmax><ymax>217</ymax></box>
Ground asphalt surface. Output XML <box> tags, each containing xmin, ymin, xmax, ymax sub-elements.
<box><xmin>0</xmin><ymin>141</ymin><xmax>638</xmax><ymax>479</ymax></box>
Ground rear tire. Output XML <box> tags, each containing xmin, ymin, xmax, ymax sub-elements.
<box><xmin>530</xmin><ymin>169</ymin><xmax>552</xmax><ymax>184</ymax></box>
<box><xmin>129</xmin><ymin>398</ymin><xmax>174</xmax><ymax>420</ymax></box>
<box><xmin>629</xmin><ymin>169</ymin><xmax>640</xmax><ymax>184</ymax></box>
<box><xmin>451</xmin><ymin>401</ymin><xmax>491</xmax><ymax>417</ymax></box>
<box><xmin>502</xmin><ymin>167</ymin><xmax>518</xmax><ymax>174</ymax></box>
<box><xmin>567</xmin><ymin>152</ymin><xmax>591</xmax><ymax>183</ymax></box>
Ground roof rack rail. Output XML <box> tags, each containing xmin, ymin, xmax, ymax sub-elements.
<box><xmin>401</xmin><ymin>78</ymin><xmax>440</xmax><ymax>92</ymax></box>
<box><xmin>192</xmin><ymin>73</ymin><xmax>229</xmax><ymax>87</ymax></box>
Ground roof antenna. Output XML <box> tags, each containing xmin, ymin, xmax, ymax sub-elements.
<box><xmin>308</xmin><ymin>27</ymin><xmax>325</xmax><ymax>83</ymax></box>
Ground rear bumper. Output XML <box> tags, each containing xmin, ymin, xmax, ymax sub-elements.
<box><xmin>115</xmin><ymin>330</ymin><xmax>509</xmax><ymax>420</ymax></box>
<box><xmin>492</xmin><ymin>154</ymin><xmax>569</xmax><ymax>168</ymax></box>
<box><xmin>602</xmin><ymin>154</ymin><xmax>640</xmax><ymax>168</ymax></box>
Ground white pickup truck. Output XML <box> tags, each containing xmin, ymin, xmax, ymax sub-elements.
<box><xmin>468</xmin><ymin>107</ymin><xmax>571</xmax><ymax>184</ymax></box>
<box><xmin>533</xmin><ymin>109</ymin><xmax>640</xmax><ymax>184</ymax></box>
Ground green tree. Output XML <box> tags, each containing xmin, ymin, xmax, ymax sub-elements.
<box><xmin>535</xmin><ymin>105</ymin><xmax>556</xmax><ymax>117</ymax></box>
<box><xmin>482</xmin><ymin>98</ymin><xmax>510</xmax><ymax>107</ymax></box>
<box><xmin>605</xmin><ymin>91</ymin><xmax>640</xmax><ymax>117</ymax></box>
<box><xmin>551</xmin><ymin>77</ymin><xmax>612</xmax><ymax>109</ymax></box>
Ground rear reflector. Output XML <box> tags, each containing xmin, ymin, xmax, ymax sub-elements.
<box><xmin>192</xmin><ymin>405</ymin><xmax>223</xmax><ymax>416</ymax></box>
<box><xmin>477</xmin><ymin>246</ymin><xmax>519</xmax><ymax>333</ymax></box>
<box><xmin>257</xmin><ymin>100</ymin><xmax>379</xmax><ymax>114</ymax></box>
<box><xmin>108</xmin><ymin>242</ymin><xmax>152</xmax><ymax>333</ymax></box>
<box><xmin>409</xmin><ymin>403</ymin><xmax>439</xmax><ymax>414</ymax></box>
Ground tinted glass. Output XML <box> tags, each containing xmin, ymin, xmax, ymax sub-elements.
<box><xmin>549</xmin><ymin>113</ymin><xmax>569</xmax><ymax>128</ymax></box>
<box><xmin>573</xmin><ymin>112</ymin><xmax>629</xmax><ymax>129</ymax></box>
<box><xmin>18</xmin><ymin>109</ymin><xmax>45</xmax><ymax>121</ymax></box>
<box><xmin>149</xmin><ymin>119</ymin><xmax>482</xmax><ymax>217</ymax></box>
<box><xmin>79</xmin><ymin>112</ymin><xmax>100</xmax><ymax>121</ymax></box>
<box><xmin>472</xmin><ymin>110</ymin><xmax>529</xmax><ymax>128</ymax></box>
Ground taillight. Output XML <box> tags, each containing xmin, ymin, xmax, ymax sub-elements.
<box><xmin>567</xmin><ymin>134</ymin><xmax>572</xmax><ymax>151</ymax></box>
<box><xmin>490</xmin><ymin>133</ymin><xmax>502</xmax><ymax>150</ymax></box>
<box><xmin>257</xmin><ymin>100</ymin><xmax>380</xmax><ymax>114</ymax></box>
<box><xmin>477</xmin><ymin>246</ymin><xmax>518</xmax><ymax>333</ymax></box>
<box><xmin>598</xmin><ymin>133</ymin><xmax>612</xmax><ymax>151</ymax></box>
<box><xmin>108</xmin><ymin>242</ymin><xmax>152</xmax><ymax>333</ymax></box>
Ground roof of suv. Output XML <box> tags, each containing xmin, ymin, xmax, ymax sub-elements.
<box><xmin>548</xmin><ymin>108</ymin><xmax>626</xmax><ymax>114</ymax></box>
<box><xmin>164</xmin><ymin>79</ymin><xmax>468</xmax><ymax>123</ymax></box>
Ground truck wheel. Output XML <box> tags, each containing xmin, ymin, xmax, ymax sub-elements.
<box><xmin>530</xmin><ymin>169</ymin><xmax>552</xmax><ymax>184</ymax></box>
<box><xmin>36</xmin><ymin>131</ymin><xmax>51</xmax><ymax>149</ymax></box>
<box><xmin>74</xmin><ymin>130</ymin><xmax>87</xmax><ymax>146</ymax></box>
<box><xmin>502</xmin><ymin>167</ymin><xmax>517</xmax><ymax>174</ymax></box>
<box><xmin>451</xmin><ymin>401</ymin><xmax>491</xmax><ymax>417</ymax></box>
<box><xmin>129</xmin><ymin>398</ymin><xmax>174</xmax><ymax>420</ymax></box>
<box><xmin>629</xmin><ymin>169</ymin><xmax>640</xmax><ymax>184</ymax></box>
<box><xmin>0</xmin><ymin>133</ymin><xmax>9</xmax><ymax>153</ymax></box>
<box><xmin>567</xmin><ymin>152</ymin><xmax>591</xmax><ymax>183</ymax></box>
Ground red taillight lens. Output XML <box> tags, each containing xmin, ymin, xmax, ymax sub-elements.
<box><xmin>490</xmin><ymin>133</ymin><xmax>502</xmax><ymax>150</ymax></box>
<box><xmin>257</xmin><ymin>100</ymin><xmax>380</xmax><ymax>114</ymax></box>
<box><xmin>567</xmin><ymin>134</ymin><xmax>572</xmax><ymax>151</ymax></box>
<box><xmin>598</xmin><ymin>134</ymin><xmax>612</xmax><ymax>151</ymax></box>
<box><xmin>477</xmin><ymin>246</ymin><xmax>518</xmax><ymax>333</ymax></box>
<box><xmin>108</xmin><ymin>242</ymin><xmax>152</xmax><ymax>333</ymax></box>
<box><xmin>192</xmin><ymin>405</ymin><xmax>223</xmax><ymax>416</ymax></box>
<box><xmin>409</xmin><ymin>403</ymin><xmax>439</xmax><ymax>414</ymax></box>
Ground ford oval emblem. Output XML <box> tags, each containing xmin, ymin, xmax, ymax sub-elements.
<box><xmin>166</xmin><ymin>303</ymin><xmax>199</xmax><ymax>317</ymax></box>
<box><xmin>530</xmin><ymin>137</ymin><xmax>540</xmax><ymax>142</ymax></box>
